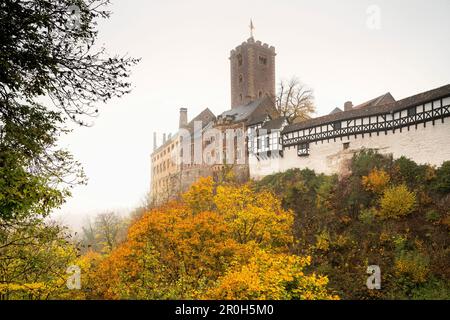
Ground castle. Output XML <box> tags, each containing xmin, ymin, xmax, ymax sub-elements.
<box><xmin>150</xmin><ymin>33</ymin><xmax>450</xmax><ymax>205</ymax></box>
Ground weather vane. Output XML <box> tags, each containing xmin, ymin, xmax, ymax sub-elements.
<box><xmin>249</xmin><ymin>19</ymin><xmax>255</xmax><ymax>38</ymax></box>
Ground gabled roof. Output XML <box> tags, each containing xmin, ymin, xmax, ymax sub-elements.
<box><xmin>283</xmin><ymin>84</ymin><xmax>450</xmax><ymax>134</ymax></box>
<box><xmin>353</xmin><ymin>92</ymin><xmax>396</xmax><ymax>109</ymax></box>
<box><xmin>329</xmin><ymin>107</ymin><xmax>343</xmax><ymax>115</ymax></box>
<box><xmin>184</xmin><ymin>108</ymin><xmax>216</xmax><ymax>133</ymax></box>
<box><xmin>218</xmin><ymin>99</ymin><xmax>263</xmax><ymax>123</ymax></box>
<box><xmin>217</xmin><ymin>96</ymin><xmax>278</xmax><ymax>125</ymax></box>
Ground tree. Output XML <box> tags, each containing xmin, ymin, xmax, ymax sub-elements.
<box><xmin>93</xmin><ymin>212</ymin><xmax>126</xmax><ymax>253</ymax></box>
<box><xmin>362</xmin><ymin>168</ymin><xmax>390</xmax><ymax>194</ymax></box>
<box><xmin>0</xmin><ymin>104</ymin><xmax>79</xmax><ymax>220</ymax></box>
<box><xmin>275</xmin><ymin>77</ymin><xmax>315</xmax><ymax>123</ymax></box>
<box><xmin>206</xmin><ymin>250</ymin><xmax>338</xmax><ymax>300</ymax></box>
<box><xmin>0</xmin><ymin>0</ymin><xmax>139</xmax><ymax>122</ymax></box>
<box><xmin>214</xmin><ymin>184</ymin><xmax>294</xmax><ymax>249</ymax></box>
<box><xmin>80</xmin><ymin>216</ymin><xmax>101</xmax><ymax>253</ymax></box>
<box><xmin>182</xmin><ymin>176</ymin><xmax>215</xmax><ymax>214</ymax></box>
<box><xmin>378</xmin><ymin>184</ymin><xmax>416</xmax><ymax>219</ymax></box>
<box><xmin>0</xmin><ymin>218</ymin><xmax>78</xmax><ymax>300</ymax></box>
<box><xmin>0</xmin><ymin>0</ymin><xmax>139</xmax><ymax>220</ymax></box>
<box><xmin>86</xmin><ymin>178</ymin><xmax>333</xmax><ymax>300</ymax></box>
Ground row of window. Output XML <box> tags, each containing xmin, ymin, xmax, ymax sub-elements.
<box><xmin>283</xmin><ymin>100</ymin><xmax>447</xmax><ymax>141</ymax></box>
<box><xmin>236</xmin><ymin>53</ymin><xmax>267</xmax><ymax>67</ymax></box>
<box><xmin>297</xmin><ymin>141</ymin><xmax>350</xmax><ymax>157</ymax></box>
<box><xmin>153</xmin><ymin>141</ymin><xmax>179</xmax><ymax>161</ymax></box>
<box><xmin>153</xmin><ymin>159</ymin><xmax>177</xmax><ymax>175</ymax></box>
<box><xmin>153</xmin><ymin>176</ymin><xmax>171</xmax><ymax>191</ymax></box>
<box><xmin>249</xmin><ymin>132</ymin><xmax>281</xmax><ymax>154</ymax></box>
<box><xmin>249</xmin><ymin>98</ymin><xmax>449</xmax><ymax>158</ymax></box>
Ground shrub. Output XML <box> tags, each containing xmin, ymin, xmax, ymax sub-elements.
<box><xmin>411</xmin><ymin>278</ymin><xmax>450</xmax><ymax>300</ymax></box>
<box><xmin>362</xmin><ymin>168</ymin><xmax>390</xmax><ymax>194</ymax></box>
<box><xmin>358</xmin><ymin>208</ymin><xmax>377</xmax><ymax>224</ymax></box>
<box><xmin>206</xmin><ymin>250</ymin><xmax>339</xmax><ymax>300</ymax></box>
<box><xmin>314</xmin><ymin>230</ymin><xmax>331</xmax><ymax>252</ymax></box>
<box><xmin>425</xmin><ymin>210</ymin><xmax>441</xmax><ymax>222</ymax></box>
<box><xmin>432</xmin><ymin>161</ymin><xmax>450</xmax><ymax>193</ymax></box>
<box><xmin>351</xmin><ymin>149</ymin><xmax>392</xmax><ymax>178</ymax></box>
<box><xmin>395</xmin><ymin>251</ymin><xmax>430</xmax><ymax>284</ymax></box>
<box><xmin>378</xmin><ymin>185</ymin><xmax>416</xmax><ymax>219</ymax></box>
<box><xmin>392</xmin><ymin>156</ymin><xmax>431</xmax><ymax>189</ymax></box>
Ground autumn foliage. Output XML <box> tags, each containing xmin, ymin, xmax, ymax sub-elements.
<box><xmin>3</xmin><ymin>151</ymin><xmax>448</xmax><ymax>300</ymax></box>
<box><xmin>82</xmin><ymin>177</ymin><xmax>336</xmax><ymax>299</ymax></box>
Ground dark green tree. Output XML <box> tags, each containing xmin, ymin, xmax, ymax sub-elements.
<box><xmin>0</xmin><ymin>0</ymin><xmax>139</xmax><ymax>220</ymax></box>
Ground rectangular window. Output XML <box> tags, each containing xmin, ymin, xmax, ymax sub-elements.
<box><xmin>333</xmin><ymin>121</ymin><xmax>341</xmax><ymax>130</ymax></box>
<box><xmin>407</xmin><ymin>107</ymin><xmax>416</xmax><ymax>117</ymax></box>
<box><xmin>297</xmin><ymin>143</ymin><xmax>309</xmax><ymax>156</ymax></box>
<box><xmin>258</xmin><ymin>55</ymin><xmax>267</xmax><ymax>65</ymax></box>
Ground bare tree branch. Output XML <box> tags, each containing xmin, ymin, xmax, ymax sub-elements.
<box><xmin>275</xmin><ymin>77</ymin><xmax>315</xmax><ymax>123</ymax></box>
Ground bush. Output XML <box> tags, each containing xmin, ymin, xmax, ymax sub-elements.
<box><xmin>393</xmin><ymin>157</ymin><xmax>426</xmax><ymax>187</ymax></box>
<box><xmin>358</xmin><ymin>208</ymin><xmax>377</xmax><ymax>224</ymax></box>
<box><xmin>411</xmin><ymin>278</ymin><xmax>450</xmax><ymax>300</ymax></box>
<box><xmin>432</xmin><ymin>161</ymin><xmax>450</xmax><ymax>194</ymax></box>
<box><xmin>425</xmin><ymin>210</ymin><xmax>441</xmax><ymax>222</ymax></box>
<box><xmin>362</xmin><ymin>168</ymin><xmax>390</xmax><ymax>194</ymax></box>
<box><xmin>395</xmin><ymin>251</ymin><xmax>430</xmax><ymax>284</ymax></box>
<box><xmin>378</xmin><ymin>185</ymin><xmax>416</xmax><ymax>219</ymax></box>
<box><xmin>314</xmin><ymin>230</ymin><xmax>331</xmax><ymax>252</ymax></box>
<box><xmin>351</xmin><ymin>149</ymin><xmax>392</xmax><ymax>178</ymax></box>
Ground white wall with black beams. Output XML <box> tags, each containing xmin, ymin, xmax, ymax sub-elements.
<box><xmin>249</xmin><ymin>91</ymin><xmax>450</xmax><ymax>179</ymax></box>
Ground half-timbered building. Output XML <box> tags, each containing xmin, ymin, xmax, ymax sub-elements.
<box><xmin>249</xmin><ymin>84</ymin><xmax>450</xmax><ymax>178</ymax></box>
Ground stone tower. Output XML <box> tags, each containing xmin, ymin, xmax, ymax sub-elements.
<box><xmin>229</xmin><ymin>37</ymin><xmax>276</xmax><ymax>108</ymax></box>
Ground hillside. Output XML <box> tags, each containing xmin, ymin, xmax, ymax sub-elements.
<box><xmin>1</xmin><ymin>150</ymin><xmax>449</xmax><ymax>300</ymax></box>
<box><xmin>256</xmin><ymin>149</ymin><xmax>450</xmax><ymax>299</ymax></box>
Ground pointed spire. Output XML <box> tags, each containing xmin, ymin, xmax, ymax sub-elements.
<box><xmin>249</xmin><ymin>19</ymin><xmax>255</xmax><ymax>39</ymax></box>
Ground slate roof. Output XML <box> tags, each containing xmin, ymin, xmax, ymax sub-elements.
<box><xmin>183</xmin><ymin>107</ymin><xmax>216</xmax><ymax>134</ymax></box>
<box><xmin>247</xmin><ymin>113</ymin><xmax>270</xmax><ymax>126</ymax></box>
<box><xmin>218</xmin><ymin>96</ymin><xmax>278</xmax><ymax>125</ymax></box>
<box><xmin>283</xmin><ymin>84</ymin><xmax>450</xmax><ymax>134</ymax></box>
<box><xmin>218</xmin><ymin>100</ymin><xmax>262</xmax><ymax>123</ymax></box>
<box><xmin>353</xmin><ymin>92</ymin><xmax>396</xmax><ymax>109</ymax></box>
<box><xmin>261</xmin><ymin>116</ymin><xmax>288</xmax><ymax>130</ymax></box>
<box><xmin>329</xmin><ymin>107</ymin><xmax>343</xmax><ymax>115</ymax></box>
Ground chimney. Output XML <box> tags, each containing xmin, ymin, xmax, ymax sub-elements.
<box><xmin>344</xmin><ymin>101</ymin><xmax>353</xmax><ymax>111</ymax></box>
<box><xmin>179</xmin><ymin>108</ymin><xmax>188</xmax><ymax>128</ymax></box>
<box><xmin>163</xmin><ymin>133</ymin><xmax>166</xmax><ymax>144</ymax></box>
<box><xmin>153</xmin><ymin>132</ymin><xmax>157</xmax><ymax>151</ymax></box>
